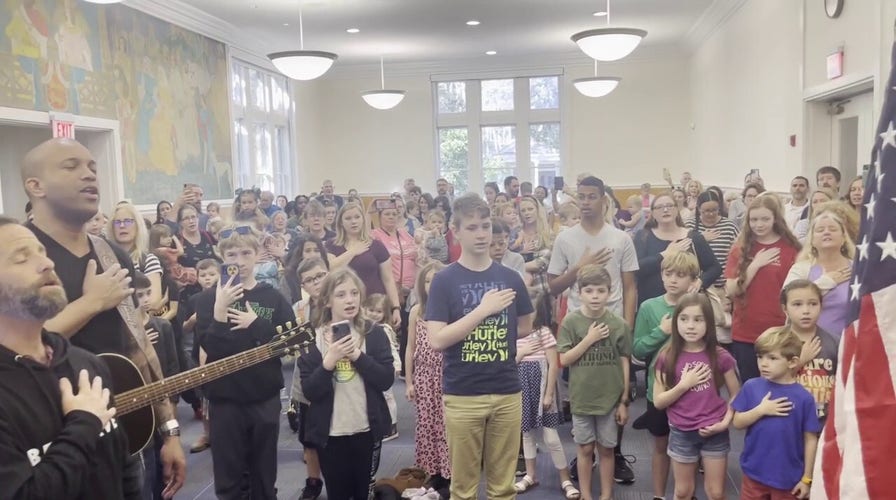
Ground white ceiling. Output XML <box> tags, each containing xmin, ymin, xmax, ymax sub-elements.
<box><xmin>177</xmin><ymin>0</ymin><xmax>716</xmax><ymax>67</ymax></box>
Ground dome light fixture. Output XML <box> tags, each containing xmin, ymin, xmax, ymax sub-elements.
<box><xmin>361</xmin><ymin>56</ymin><xmax>406</xmax><ymax>110</ymax></box>
<box><xmin>573</xmin><ymin>60</ymin><xmax>620</xmax><ymax>98</ymax></box>
<box><xmin>571</xmin><ymin>0</ymin><xmax>646</xmax><ymax>61</ymax></box>
<box><xmin>268</xmin><ymin>3</ymin><xmax>337</xmax><ymax>81</ymax></box>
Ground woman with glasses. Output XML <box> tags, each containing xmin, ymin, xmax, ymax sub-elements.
<box><xmin>109</xmin><ymin>202</ymin><xmax>164</xmax><ymax>310</ymax></box>
<box><xmin>633</xmin><ymin>193</ymin><xmax>721</xmax><ymax>306</ymax></box>
<box><xmin>686</xmin><ymin>191</ymin><xmax>741</xmax><ymax>287</ymax></box>
<box><xmin>371</xmin><ymin>200</ymin><xmax>418</xmax><ymax>375</ymax></box>
<box><xmin>177</xmin><ymin>205</ymin><xmax>220</xmax><ymax>302</ymax></box>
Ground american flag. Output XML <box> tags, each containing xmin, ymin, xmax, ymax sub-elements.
<box><xmin>811</xmin><ymin>42</ymin><xmax>896</xmax><ymax>499</ymax></box>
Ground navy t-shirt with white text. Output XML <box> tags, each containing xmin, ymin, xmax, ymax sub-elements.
<box><xmin>425</xmin><ymin>262</ymin><xmax>534</xmax><ymax>396</ymax></box>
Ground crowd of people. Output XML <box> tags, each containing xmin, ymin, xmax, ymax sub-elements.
<box><xmin>0</xmin><ymin>137</ymin><xmax>867</xmax><ymax>500</ymax></box>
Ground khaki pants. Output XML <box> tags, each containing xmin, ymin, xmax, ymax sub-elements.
<box><xmin>443</xmin><ymin>392</ymin><xmax>522</xmax><ymax>500</ymax></box>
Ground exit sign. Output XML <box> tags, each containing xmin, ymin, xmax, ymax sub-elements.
<box><xmin>51</xmin><ymin>119</ymin><xmax>75</xmax><ymax>139</ymax></box>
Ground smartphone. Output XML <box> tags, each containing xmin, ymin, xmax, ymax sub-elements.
<box><xmin>332</xmin><ymin>320</ymin><xmax>351</xmax><ymax>342</ymax></box>
<box><xmin>750</xmin><ymin>168</ymin><xmax>760</xmax><ymax>178</ymax></box>
<box><xmin>554</xmin><ymin>176</ymin><xmax>564</xmax><ymax>190</ymax></box>
<box><xmin>220</xmin><ymin>263</ymin><xmax>241</xmax><ymax>286</ymax></box>
<box><xmin>374</xmin><ymin>199</ymin><xmax>396</xmax><ymax>210</ymax></box>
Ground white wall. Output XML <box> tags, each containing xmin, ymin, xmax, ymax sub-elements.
<box><xmin>293</xmin><ymin>55</ymin><xmax>691</xmax><ymax>195</ymax></box>
<box><xmin>688</xmin><ymin>0</ymin><xmax>803</xmax><ymax>191</ymax></box>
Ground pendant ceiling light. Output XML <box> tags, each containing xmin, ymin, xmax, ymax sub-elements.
<box><xmin>573</xmin><ymin>60</ymin><xmax>620</xmax><ymax>97</ymax></box>
<box><xmin>361</xmin><ymin>56</ymin><xmax>406</xmax><ymax>110</ymax></box>
<box><xmin>268</xmin><ymin>3</ymin><xmax>337</xmax><ymax>81</ymax></box>
<box><xmin>571</xmin><ymin>0</ymin><xmax>646</xmax><ymax>61</ymax></box>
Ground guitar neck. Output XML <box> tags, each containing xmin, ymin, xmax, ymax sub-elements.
<box><xmin>114</xmin><ymin>343</ymin><xmax>282</xmax><ymax>415</ymax></box>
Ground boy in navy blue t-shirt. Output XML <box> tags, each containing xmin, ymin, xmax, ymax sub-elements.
<box><xmin>426</xmin><ymin>194</ymin><xmax>534</xmax><ymax>500</ymax></box>
<box><xmin>732</xmin><ymin>327</ymin><xmax>821</xmax><ymax>499</ymax></box>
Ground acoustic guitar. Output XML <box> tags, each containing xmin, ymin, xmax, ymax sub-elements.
<box><xmin>100</xmin><ymin>321</ymin><xmax>315</xmax><ymax>454</ymax></box>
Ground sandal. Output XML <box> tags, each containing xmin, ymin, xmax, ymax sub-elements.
<box><xmin>513</xmin><ymin>474</ymin><xmax>538</xmax><ymax>493</ymax></box>
<box><xmin>561</xmin><ymin>480</ymin><xmax>581</xmax><ymax>499</ymax></box>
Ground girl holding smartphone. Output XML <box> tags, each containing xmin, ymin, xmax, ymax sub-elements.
<box><xmin>298</xmin><ymin>268</ymin><xmax>395</xmax><ymax>500</ymax></box>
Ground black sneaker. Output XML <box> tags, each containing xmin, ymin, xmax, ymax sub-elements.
<box><xmin>568</xmin><ymin>454</ymin><xmax>598</xmax><ymax>481</ymax></box>
<box><xmin>382</xmin><ymin>424</ymin><xmax>399</xmax><ymax>442</ymax></box>
<box><xmin>515</xmin><ymin>454</ymin><xmax>526</xmax><ymax>477</ymax></box>
<box><xmin>300</xmin><ymin>477</ymin><xmax>323</xmax><ymax>500</ymax></box>
<box><xmin>286</xmin><ymin>400</ymin><xmax>299</xmax><ymax>433</ymax></box>
<box><xmin>614</xmin><ymin>453</ymin><xmax>636</xmax><ymax>484</ymax></box>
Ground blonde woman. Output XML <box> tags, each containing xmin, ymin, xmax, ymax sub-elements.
<box><xmin>784</xmin><ymin>203</ymin><xmax>856</xmax><ymax>339</ymax></box>
<box><xmin>685</xmin><ymin>179</ymin><xmax>704</xmax><ymax>213</ymax></box>
<box><xmin>793</xmin><ymin>188</ymin><xmax>837</xmax><ymax>242</ymax></box>
<box><xmin>326</xmin><ymin>203</ymin><xmax>402</xmax><ymax>327</ymax></box>
<box><xmin>108</xmin><ymin>202</ymin><xmax>164</xmax><ymax>310</ymax></box>
<box><xmin>515</xmin><ymin>195</ymin><xmax>555</xmax><ymax>295</ymax></box>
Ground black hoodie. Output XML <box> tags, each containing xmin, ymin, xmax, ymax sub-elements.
<box><xmin>196</xmin><ymin>281</ymin><xmax>296</xmax><ymax>403</ymax></box>
<box><xmin>0</xmin><ymin>331</ymin><xmax>137</xmax><ymax>500</ymax></box>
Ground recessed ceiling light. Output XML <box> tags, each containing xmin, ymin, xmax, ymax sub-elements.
<box><xmin>485</xmin><ymin>50</ymin><xmax>497</xmax><ymax>55</ymax></box>
<box><xmin>283</xmin><ymin>23</ymin><xmax>289</xmax><ymax>26</ymax></box>
<box><xmin>346</xmin><ymin>28</ymin><xmax>360</xmax><ymax>34</ymax></box>
<box><xmin>466</xmin><ymin>20</ymin><xmax>481</xmax><ymax>26</ymax></box>
<box><xmin>593</xmin><ymin>11</ymin><xmax>608</xmax><ymax>16</ymax></box>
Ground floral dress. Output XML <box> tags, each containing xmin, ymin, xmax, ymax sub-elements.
<box><xmin>412</xmin><ymin>318</ymin><xmax>451</xmax><ymax>478</ymax></box>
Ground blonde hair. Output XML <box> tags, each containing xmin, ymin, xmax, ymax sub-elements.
<box><xmin>108</xmin><ymin>203</ymin><xmax>149</xmax><ymax>266</ymax></box>
<box><xmin>315</xmin><ymin>268</ymin><xmax>370</xmax><ymax>333</ymax></box>
<box><xmin>333</xmin><ymin>203</ymin><xmax>371</xmax><ymax>246</ymax></box>
<box><xmin>660</xmin><ymin>250</ymin><xmax>700</xmax><ymax>279</ymax></box>
<box><xmin>518</xmin><ymin>196</ymin><xmax>553</xmax><ymax>251</ymax></box>
<box><xmin>754</xmin><ymin>326</ymin><xmax>802</xmax><ymax>360</ymax></box>
<box><xmin>415</xmin><ymin>261</ymin><xmax>444</xmax><ymax>315</ymax></box>
<box><xmin>557</xmin><ymin>202</ymin><xmax>580</xmax><ymax>221</ymax></box>
<box><xmin>798</xmin><ymin>203</ymin><xmax>857</xmax><ymax>261</ymax></box>
<box><xmin>806</xmin><ymin>188</ymin><xmax>838</xmax><ymax>221</ymax></box>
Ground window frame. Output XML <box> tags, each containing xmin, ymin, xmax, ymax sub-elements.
<box><xmin>230</xmin><ymin>58</ymin><xmax>296</xmax><ymax>197</ymax></box>
<box><xmin>432</xmin><ymin>72</ymin><xmax>563</xmax><ymax>195</ymax></box>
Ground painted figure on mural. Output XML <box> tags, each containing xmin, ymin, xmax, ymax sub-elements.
<box><xmin>54</xmin><ymin>0</ymin><xmax>93</xmax><ymax>71</ymax></box>
<box><xmin>5</xmin><ymin>0</ymin><xmax>47</xmax><ymax>59</ymax></box>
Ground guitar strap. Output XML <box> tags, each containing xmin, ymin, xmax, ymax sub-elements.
<box><xmin>88</xmin><ymin>234</ymin><xmax>163</xmax><ymax>383</ymax></box>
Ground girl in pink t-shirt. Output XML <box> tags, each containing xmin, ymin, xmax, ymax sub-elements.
<box><xmin>654</xmin><ymin>293</ymin><xmax>741</xmax><ymax>500</ymax></box>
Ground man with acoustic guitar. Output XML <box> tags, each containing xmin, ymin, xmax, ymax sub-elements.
<box><xmin>0</xmin><ymin>217</ymin><xmax>138</xmax><ymax>499</ymax></box>
<box><xmin>20</xmin><ymin>138</ymin><xmax>187</xmax><ymax>498</ymax></box>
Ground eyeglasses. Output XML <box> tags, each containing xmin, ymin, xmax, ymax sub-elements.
<box><xmin>112</xmin><ymin>218</ymin><xmax>136</xmax><ymax>228</ymax></box>
<box><xmin>653</xmin><ymin>204</ymin><xmax>676</xmax><ymax>211</ymax></box>
<box><xmin>700</xmin><ymin>208</ymin><xmax>719</xmax><ymax>215</ymax></box>
<box><xmin>219</xmin><ymin>226</ymin><xmax>252</xmax><ymax>239</ymax></box>
<box><xmin>301</xmin><ymin>271</ymin><xmax>328</xmax><ymax>285</ymax></box>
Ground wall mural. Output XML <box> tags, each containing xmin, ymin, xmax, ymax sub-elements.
<box><xmin>0</xmin><ymin>0</ymin><xmax>233</xmax><ymax>204</ymax></box>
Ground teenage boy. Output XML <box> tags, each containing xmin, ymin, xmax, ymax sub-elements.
<box><xmin>548</xmin><ymin>175</ymin><xmax>639</xmax><ymax>483</ymax></box>
<box><xmin>815</xmin><ymin>166</ymin><xmax>841</xmax><ymax>193</ymax></box>
<box><xmin>426</xmin><ymin>193</ymin><xmax>535</xmax><ymax>500</ymax></box>
<box><xmin>490</xmin><ymin>218</ymin><xmax>527</xmax><ymax>279</ymax></box>
<box><xmin>290</xmin><ymin>257</ymin><xmax>329</xmax><ymax>500</ymax></box>
<box><xmin>784</xmin><ymin>176</ymin><xmax>810</xmax><ymax>231</ymax></box>
<box><xmin>632</xmin><ymin>252</ymin><xmax>700</xmax><ymax>500</ymax></box>
<box><xmin>732</xmin><ymin>328</ymin><xmax>821</xmax><ymax>500</ymax></box>
<box><xmin>196</xmin><ymin>225</ymin><xmax>296</xmax><ymax>499</ymax></box>
<box><xmin>303</xmin><ymin>200</ymin><xmax>336</xmax><ymax>242</ymax></box>
<box><xmin>558</xmin><ymin>264</ymin><xmax>631</xmax><ymax>500</ymax></box>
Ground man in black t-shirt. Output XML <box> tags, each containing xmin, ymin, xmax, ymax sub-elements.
<box><xmin>20</xmin><ymin>138</ymin><xmax>187</xmax><ymax>498</ymax></box>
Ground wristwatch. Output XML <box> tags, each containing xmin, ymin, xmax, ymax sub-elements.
<box><xmin>159</xmin><ymin>419</ymin><xmax>181</xmax><ymax>437</ymax></box>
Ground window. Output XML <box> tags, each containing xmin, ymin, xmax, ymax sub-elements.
<box><xmin>434</xmin><ymin>75</ymin><xmax>561</xmax><ymax>194</ymax></box>
<box><xmin>231</xmin><ymin>59</ymin><xmax>294</xmax><ymax>194</ymax></box>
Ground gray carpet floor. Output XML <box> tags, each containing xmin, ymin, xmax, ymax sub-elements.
<box><xmin>174</xmin><ymin>367</ymin><xmax>744</xmax><ymax>499</ymax></box>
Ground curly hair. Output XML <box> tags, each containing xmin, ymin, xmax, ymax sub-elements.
<box><xmin>733</xmin><ymin>195</ymin><xmax>801</xmax><ymax>294</ymax></box>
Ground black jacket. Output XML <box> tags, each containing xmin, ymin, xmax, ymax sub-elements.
<box><xmin>0</xmin><ymin>331</ymin><xmax>137</xmax><ymax>500</ymax></box>
<box><xmin>299</xmin><ymin>323</ymin><xmax>394</xmax><ymax>448</ymax></box>
<box><xmin>196</xmin><ymin>282</ymin><xmax>296</xmax><ymax>403</ymax></box>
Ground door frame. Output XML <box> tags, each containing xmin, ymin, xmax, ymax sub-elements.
<box><xmin>802</xmin><ymin>75</ymin><xmax>875</xmax><ymax>185</ymax></box>
<box><xmin>0</xmin><ymin>107</ymin><xmax>123</xmax><ymax>214</ymax></box>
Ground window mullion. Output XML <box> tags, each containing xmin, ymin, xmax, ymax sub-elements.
<box><xmin>515</xmin><ymin>77</ymin><xmax>531</xmax><ymax>183</ymax></box>
<box><xmin>467</xmin><ymin>79</ymin><xmax>483</xmax><ymax>194</ymax></box>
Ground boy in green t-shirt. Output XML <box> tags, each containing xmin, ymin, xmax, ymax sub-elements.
<box><xmin>631</xmin><ymin>251</ymin><xmax>700</xmax><ymax>500</ymax></box>
<box><xmin>558</xmin><ymin>264</ymin><xmax>631</xmax><ymax>500</ymax></box>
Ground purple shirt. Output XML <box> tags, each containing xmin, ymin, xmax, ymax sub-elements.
<box><xmin>808</xmin><ymin>264</ymin><xmax>849</xmax><ymax>339</ymax></box>
<box><xmin>326</xmin><ymin>239</ymin><xmax>390</xmax><ymax>295</ymax></box>
<box><xmin>655</xmin><ymin>347</ymin><xmax>736</xmax><ymax>431</ymax></box>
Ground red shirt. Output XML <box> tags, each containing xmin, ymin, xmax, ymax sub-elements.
<box><xmin>725</xmin><ymin>238</ymin><xmax>799</xmax><ymax>343</ymax></box>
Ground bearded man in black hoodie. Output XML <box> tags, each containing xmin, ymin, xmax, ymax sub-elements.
<box><xmin>0</xmin><ymin>217</ymin><xmax>139</xmax><ymax>499</ymax></box>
